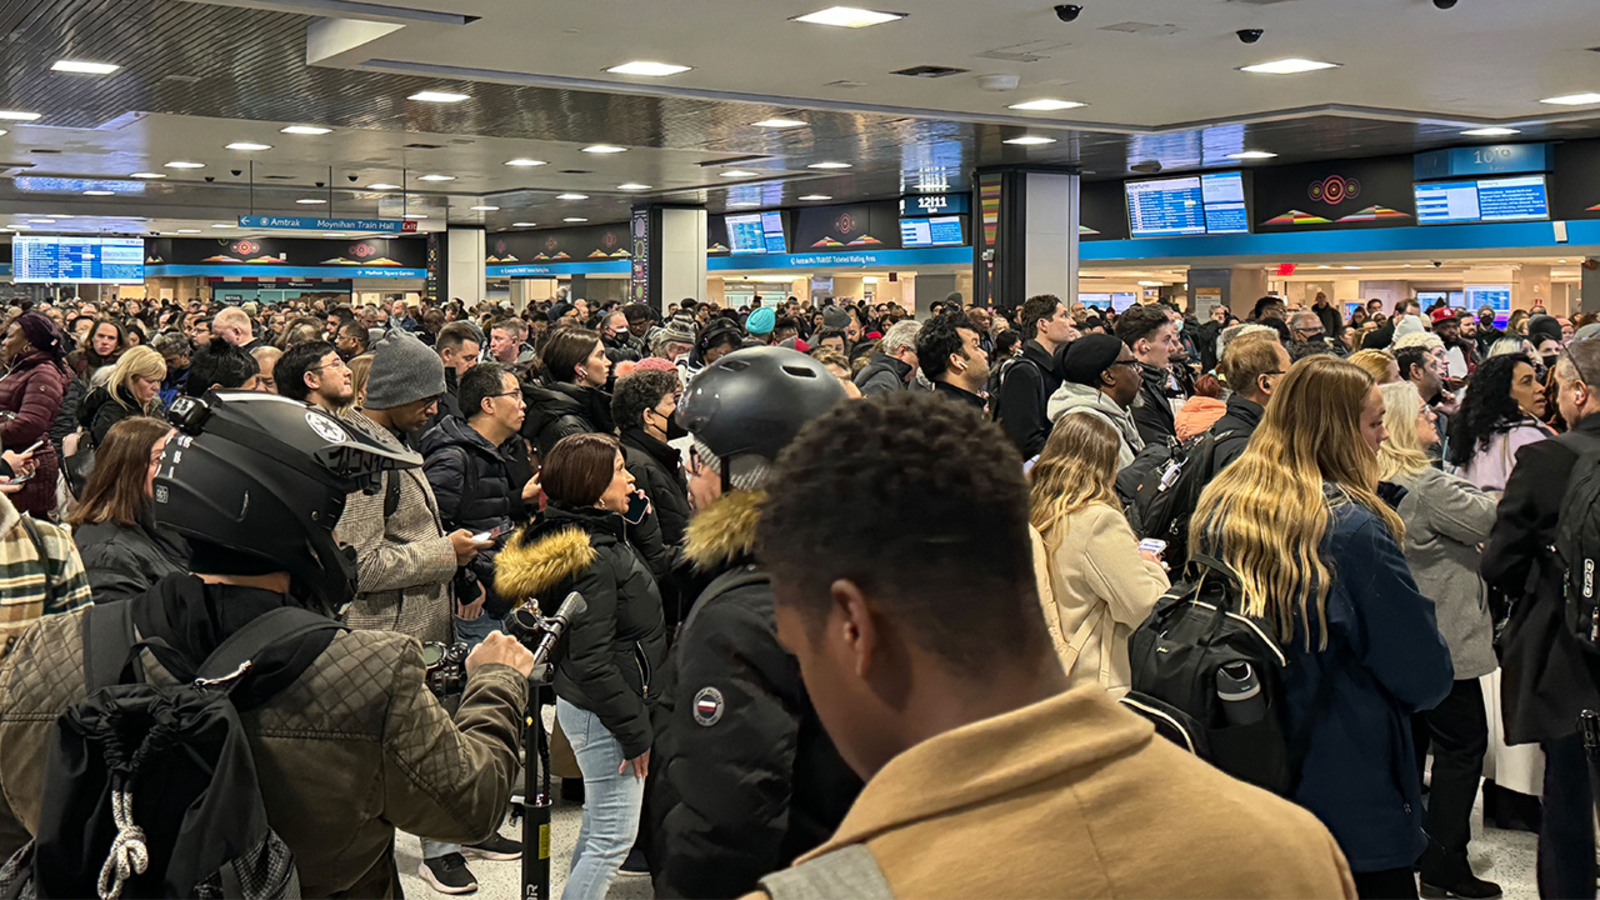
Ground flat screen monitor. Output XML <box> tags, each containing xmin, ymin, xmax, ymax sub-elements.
<box><xmin>1079</xmin><ymin>293</ymin><xmax>1111</xmax><ymax>310</ymax></box>
<box><xmin>12</xmin><ymin>235</ymin><xmax>145</xmax><ymax>283</ymax></box>
<box><xmin>1465</xmin><ymin>285</ymin><xmax>1512</xmax><ymax>315</ymax></box>
<box><xmin>1126</xmin><ymin>172</ymin><xmax>1249</xmax><ymax>237</ymax></box>
<box><xmin>757</xmin><ymin>210</ymin><xmax>787</xmax><ymax>254</ymax></box>
<box><xmin>1111</xmin><ymin>292</ymin><xmax>1139</xmax><ymax>313</ymax></box>
<box><xmin>725</xmin><ymin>214</ymin><xmax>767</xmax><ymax>255</ymax></box>
<box><xmin>1200</xmin><ymin>172</ymin><xmax>1249</xmax><ymax>235</ymax></box>
<box><xmin>898</xmin><ymin>216</ymin><xmax>965</xmax><ymax>248</ymax></box>
<box><xmin>1416</xmin><ymin>176</ymin><xmax>1549</xmax><ymax>225</ymax></box>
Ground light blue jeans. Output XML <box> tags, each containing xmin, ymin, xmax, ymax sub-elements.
<box><xmin>555</xmin><ymin>697</ymin><xmax>645</xmax><ymax>900</ymax></box>
<box><xmin>421</xmin><ymin>613</ymin><xmax>507</xmax><ymax>862</ymax></box>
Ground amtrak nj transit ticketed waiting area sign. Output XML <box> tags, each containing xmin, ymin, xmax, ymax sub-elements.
<box><xmin>237</xmin><ymin>215</ymin><xmax>419</xmax><ymax>233</ymax></box>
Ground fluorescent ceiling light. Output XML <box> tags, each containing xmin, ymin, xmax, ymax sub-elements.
<box><xmin>512</xmin><ymin>221</ymin><xmax>537</xmax><ymax>227</ymax></box>
<box><xmin>130</xmin><ymin>172</ymin><xmax>165</xmax><ymax>179</ymax></box>
<box><xmin>1226</xmin><ymin>150</ymin><xmax>1278</xmax><ymax>160</ymax></box>
<box><xmin>403</xmin><ymin>214</ymin><xmax>428</xmax><ymax>219</ymax></box>
<box><xmin>176</xmin><ymin>228</ymin><xmax>201</xmax><ymax>234</ymax></box>
<box><xmin>281</xmin><ymin>125</ymin><xmax>331</xmax><ymax>135</ymax></box>
<box><xmin>1004</xmin><ymin>136</ymin><xmax>1056</xmax><ymax>145</ymax></box>
<box><xmin>51</xmin><ymin>60</ymin><xmax>120</xmax><ymax>75</ymax></box>
<box><xmin>557</xmin><ymin>193</ymin><xmax>589</xmax><ymax>200</ymax></box>
<box><xmin>754</xmin><ymin>118</ymin><xmax>806</xmax><ymax>128</ymax></box>
<box><xmin>1239</xmin><ymin>58</ymin><xmax>1340</xmax><ymax>75</ymax></box>
<box><xmin>8</xmin><ymin>225</ymin><xmax>27</xmax><ymax>229</ymax></box>
<box><xmin>505</xmin><ymin>158</ymin><xmax>547</xmax><ymax>167</ymax></box>
<box><xmin>1542</xmin><ymin>92</ymin><xmax>1600</xmax><ymax>106</ymax></box>
<box><xmin>1343</xmin><ymin>266</ymin><xmax>1361</xmax><ymax>270</ymax></box>
<box><xmin>82</xmin><ymin>190</ymin><xmax>113</xmax><ymax>196</ymax></box>
<box><xmin>1137</xmin><ymin>280</ymin><xmax>1164</xmax><ymax>287</ymax></box>
<box><xmin>0</xmin><ymin>111</ymin><xmax>40</xmax><ymax>121</ymax></box>
<box><xmin>164</xmin><ymin>160</ymin><xmax>204</xmax><ymax>169</ymax></box>
<box><xmin>617</xmin><ymin>183</ymin><xmax>652</xmax><ymax>190</ymax></box>
<box><xmin>1008</xmin><ymin>99</ymin><xmax>1086</xmax><ymax>111</ymax></box>
<box><xmin>807</xmin><ymin>161</ymin><xmax>851</xmax><ymax>169</ymax></box>
<box><xmin>721</xmin><ymin>170</ymin><xmax>759</xmax><ymax>178</ymax></box>
<box><xmin>1461</xmin><ymin>127</ymin><xmax>1521</xmax><ymax>137</ymax></box>
<box><xmin>564</xmin><ymin>217</ymin><xmax>588</xmax><ymax>222</ymax></box>
<box><xmin>582</xmin><ymin>144</ymin><xmax>627</xmax><ymax>154</ymax></box>
<box><xmin>324</xmin><ymin>233</ymin><xmax>345</xmax><ymax>238</ymax></box>
<box><xmin>470</xmin><ymin>205</ymin><xmax>499</xmax><ymax>211</ymax></box>
<box><xmin>606</xmin><ymin>61</ymin><xmax>691</xmax><ymax>77</ymax></box>
<box><xmin>296</xmin><ymin>198</ymin><xmax>326</xmax><ymax>204</ymax></box>
<box><xmin>408</xmin><ymin>90</ymin><xmax>469</xmax><ymax>103</ymax></box>
<box><xmin>728</xmin><ymin>201</ymin><xmax>760</xmax><ymax>208</ymax></box>
<box><xmin>366</xmin><ymin>183</ymin><xmax>400</xmax><ymax>190</ymax></box>
<box><xmin>225</xmin><ymin>141</ymin><xmax>271</xmax><ymax>151</ymax></box>
<box><xmin>211</xmin><ymin>224</ymin><xmax>231</xmax><ymax>228</ymax></box>
<box><xmin>418</xmin><ymin>174</ymin><xmax>455</xmax><ymax>181</ymax></box>
<box><xmin>799</xmin><ymin>194</ymin><xmax>833</xmax><ymax>201</ymax></box>
<box><xmin>793</xmin><ymin>6</ymin><xmax>905</xmax><ymax>28</ymax></box>
<box><xmin>0</xmin><ymin>130</ymin><xmax>6</xmax><ymax>136</ymax></box>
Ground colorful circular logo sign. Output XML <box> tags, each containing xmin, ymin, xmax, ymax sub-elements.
<box><xmin>351</xmin><ymin>243</ymin><xmax>375</xmax><ymax>259</ymax></box>
<box><xmin>1309</xmin><ymin>175</ymin><xmax>1361</xmax><ymax>205</ymax></box>
<box><xmin>545</xmin><ymin>236</ymin><xmax>559</xmax><ymax>251</ymax></box>
<box><xmin>233</xmin><ymin>240</ymin><xmax>259</xmax><ymax>256</ymax></box>
<box><xmin>603</xmin><ymin>231</ymin><xmax>618</xmax><ymax>249</ymax></box>
<box><xmin>835</xmin><ymin>213</ymin><xmax>855</xmax><ymax>234</ymax></box>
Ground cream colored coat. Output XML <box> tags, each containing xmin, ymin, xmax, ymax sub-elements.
<box><xmin>1033</xmin><ymin>504</ymin><xmax>1168</xmax><ymax>697</ymax></box>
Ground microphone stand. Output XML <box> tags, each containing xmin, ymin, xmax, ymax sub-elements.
<box><xmin>513</xmin><ymin>593</ymin><xmax>584</xmax><ymax>900</ymax></box>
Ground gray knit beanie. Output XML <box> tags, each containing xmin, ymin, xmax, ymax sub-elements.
<box><xmin>364</xmin><ymin>329</ymin><xmax>446</xmax><ymax>409</ymax></box>
<box><xmin>693</xmin><ymin>437</ymin><xmax>772</xmax><ymax>492</ymax></box>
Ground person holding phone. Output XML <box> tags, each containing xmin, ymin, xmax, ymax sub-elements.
<box><xmin>1028</xmin><ymin>413</ymin><xmax>1168</xmax><ymax>698</ymax></box>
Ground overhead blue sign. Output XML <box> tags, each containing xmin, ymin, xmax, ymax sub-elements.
<box><xmin>899</xmin><ymin>194</ymin><xmax>969</xmax><ymax>217</ymax></box>
<box><xmin>709</xmin><ymin>246</ymin><xmax>970</xmax><ymax>271</ymax></box>
<box><xmin>146</xmin><ymin>264</ymin><xmax>426</xmax><ymax>279</ymax></box>
<box><xmin>1415</xmin><ymin>143</ymin><xmax>1553</xmax><ymax>181</ymax></box>
<box><xmin>487</xmin><ymin>260</ymin><xmax>631</xmax><ymax>277</ymax></box>
<box><xmin>237</xmin><ymin>215</ymin><xmax>420</xmax><ymax>233</ymax></box>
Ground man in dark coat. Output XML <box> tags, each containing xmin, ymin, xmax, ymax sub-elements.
<box><xmin>1482</xmin><ymin>339</ymin><xmax>1600</xmax><ymax>900</ymax></box>
<box><xmin>994</xmin><ymin>294</ymin><xmax>1071</xmax><ymax>460</ymax></box>
<box><xmin>1210</xmin><ymin>334</ymin><xmax>1290</xmax><ymax>473</ymax></box>
<box><xmin>1115</xmin><ymin>303</ymin><xmax>1183</xmax><ymax>446</ymax></box>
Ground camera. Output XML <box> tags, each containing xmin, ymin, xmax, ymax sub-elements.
<box><xmin>421</xmin><ymin>640</ymin><xmax>471</xmax><ymax>697</ymax></box>
<box><xmin>1236</xmin><ymin>28</ymin><xmax>1263</xmax><ymax>44</ymax></box>
<box><xmin>231</xmin><ymin>169</ymin><xmax>242</xmax><ymax>177</ymax></box>
<box><xmin>1054</xmin><ymin>4</ymin><xmax>1082</xmax><ymax>22</ymax></box>
<box><xmin>419</xmin><ymin>592</ymin><xmax>588</xmax><ymax>697</ymax></box>
<box><xmin>1432</xmin><ymin>260</ymin><xmax>1444</xmax><ymax>268</ymax></box>
<box><xmin>204</xmin><ymin>176</ymin><xmax>215</xmax><ymax>183</ymax></box>
<box><xmin>347</xmin><ymin>174</ymin><xmax>359</xmax><ymax>182</ymax></box>
<box><xmin>314</xmin><ymin>181</ymin><xmax>325</xmax><ymax>188</ymax></box>
<box><xmin>1433</xmin><ymin>0</ymin><xmax>1457</xmax><ymax>8</ymax></box>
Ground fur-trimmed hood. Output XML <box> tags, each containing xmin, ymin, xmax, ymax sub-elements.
<box><xmin>494</xmin><ymin>524</ymin><xmax>598</xmax><ymax>606</ymax></box>
<box><xmin>683</xmin><ymin>489</ymin><xmax>765</xmax><ymax>572</ymax></box>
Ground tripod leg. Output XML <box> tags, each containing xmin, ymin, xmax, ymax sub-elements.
<box><xmin>523</xmin><ymin>693</ymin><xmax>554</xmax><ymax>899</ymax></box>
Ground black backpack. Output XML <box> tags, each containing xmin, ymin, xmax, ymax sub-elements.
<box><xmin>1556</xmin><ymin>447</ymin><xmax>1600</xmax><ymax>654</ymax></box>
<box><xmin>988</xmin><ymin>355</ymin><xmax>1044</xmax><ymax>426</ymax></box>
<box><xmin>0</xmin><ymin>602</ymin><xmax>343</xmax><ymax>899</ymax></box>
<box><xmin>1120</xmin><ymin>555</ymin><xmax>1295</xmax><ymax>795</ymax></box>
<box><xmin>1115</xmin><ymin>431</ymin><xmax>1231</xmax><ymax>566</ymax></box>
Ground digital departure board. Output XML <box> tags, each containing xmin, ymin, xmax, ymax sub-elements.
<box><xmin>725</xmin><ymin>212</ymin><xmax>787</xmax><ymax>254</ymax></box>
<box><xmin>899</xmin><ymin>216</ymin><xmax>965</xmax><ymax>248</ymax></box>
<box><xmin>12</xmin><ymin>236</ymin><xmax>145</xmax><ymax>283</ymax></box>
<box><xmin>1199</xmin><ymin>172</ymin><xmax>1249</xmax><ymax>235</ymax></box>
<box><xmin>1126</xmin><ymin>172</ymin><xmax>1250</xmax><ymax>237</ymax></box>
<box><xmin>1416</xmin><ymin>175</ymin><xmax>1549</xmax><ymax>225</ymax></box>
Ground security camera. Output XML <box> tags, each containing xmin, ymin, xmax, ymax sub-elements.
<box><xmin>204</xmin><ymin>176</ymin><xmax>215</xmax><ymax>183</ymax></box>
<box><xmin>1432</xmin><ymin>260</ymin><xmax>1444</xmax><ymax>268</ymax></box>
<box><xmin>1054</xmin><ymin>4</ymin><xmax>1082</xmax><ymax>22</ymax></box>
<box><xmin>314</xmin><ymin>181</ymin><xmax>325</xmax><ymax>188</ymax></box>
<box><xmin>347</xmin><ymin>174</ymin><xmax>359</xmax><ymax>182</ymax></box>
<box><xmin>1237</xmin><ymin>28</ymin><xmax>1264</xmax><ymax>44</ymax></box>
<box><xmin>230</xmin><ymin>169</ymin><xmax>242</xmax><ymax>177</ymax></box>
<box><xmin>1433</xmin><ymin>0</ymin><xmax>1457</xmax><ymax>8</ymax></box>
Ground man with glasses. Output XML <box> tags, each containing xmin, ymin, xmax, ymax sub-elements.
<box><xmin>1211</xmin><ymin>333</ymin><xmax>1291</xmax><ymax>472</ymax></box>
<box><xmin>1483</xmin><ymin>338</ymin><xmax>1600</xmax><ymax>900</ymax></box>
<box><xmin>275</xmin><ymin>340</ymin><xmax>354</xmax><ymax>413</ymax></box>
<box><xmin>1046</xmin><ymin>333</ymin><xmax>1147</xmax><ymax>469</ymax></box>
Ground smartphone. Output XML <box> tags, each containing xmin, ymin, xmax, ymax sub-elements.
<box><xmin>623</xmin><ymin>490</ymin><xmax>650</xmax><ymax>526</ymax></box>
<box><xmin>1138</xmin><ymin>538</ymin><xmax>1168</xmax><ymax>556</ymax></box>
<box><xmin>470</xmin><ymin>523</ymin><xmax>509</xmax><ymax>543</ymax></box>
<box><xmin>16</xmin><ymin>439</ymin><xmax>42</xmax><ymax>456</ymax></box>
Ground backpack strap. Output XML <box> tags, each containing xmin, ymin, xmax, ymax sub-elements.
<box><xmin>19</xmin><ymin>516</ymin><xmax>56</xmax><ymax>612</ymax></box>
<box><xmin>383</xmin><ymin>470</ymin><xmax>401</xmax><ymax>519</ymax></box>
<box><xmin>758</xmin><ymin>845</ymin><xmax>894</xmax><ymax>900</ymax></box>
<box><xmin>1058</xmin><ymin>608</ymin><xmax>1106</xmax><ymax>679</ymax></box>
<box><xmin>82</xmin><ymin>601</ymin><xmax>140</xmax><ymax>694</ymax></box>
<box><xmin>194</xmin><ymin>606</ymin><xmax>346</xmax><ymax>685</ymax></box>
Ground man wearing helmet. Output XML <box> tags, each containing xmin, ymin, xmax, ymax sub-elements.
<box><xmin>0</xmin><ymin>392</ymin><xmax>535</xmax><ymax>897</ymax></box>
<box><xmin>645</xmin><ymin>347</ymin><xmax>863</xmax><ymax>899</ymax></box>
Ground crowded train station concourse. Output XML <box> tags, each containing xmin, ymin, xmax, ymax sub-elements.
<box><xmin>6</xmin><ymin>1</ymin><xmax>1600</xmax><ymax>898</ymax></box>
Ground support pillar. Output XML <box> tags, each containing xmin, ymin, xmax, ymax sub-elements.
<box><xmin>433</xmin><ymin>226</ymin><xmax>485</xmax><ymax>308</ymax></box>
<box><xmin>975</xmin><ymin>168</ymin><xmax>1079</xmax><ymax>313</ymax></box>
<box><xmin>916</xmin><ymin>273</ymin><xmax>958</xmax><ymax>318</ymax></box>
<box><xmin>1515</xmin><ymin>264</ymin><xmax>1552</xmax><ymax>313</ymax></box>
<box><xmin>632</xmin><ymin>205</ymin><xmax>707</xmax><ymax>313</ymax></box>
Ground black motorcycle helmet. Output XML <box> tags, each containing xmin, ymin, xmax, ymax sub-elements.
<box><xmin>154</xmin><ymin>390</ymin><xmax>422</xmax><ymax>614</ymax></box>
<box><xmin>676</xmin><ymin>346</ymin><xmax>846</xmax><ymax>490</ymax></box>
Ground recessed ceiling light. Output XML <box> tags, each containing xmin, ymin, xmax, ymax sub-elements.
<box><xmin>721</xmin><ymin>170</ymin><xmax>760</xmax><ymax>178</ymax></box>
<box><xmin>164</xmin><ymin>160</ymin><xmax>204</xmax><ymax>169</ymax></box>
<box><xmin>8</xmin><ymin>224</ymin><xmax>28</xmax><ymax>229</ymax></box>
<box><xmin>1543</xmin><ymin>92</ymin><xmax>1600</xmax><ymax>106</ymax></box>
<box><xmin>402</xmin><ymin>213</ymin><xmax>428</xmax><ymax>219</ymax></box>
<box><xmin>366</xmin><ymin>183</ymin><xmax>400</xmax><ymax>190</ymax></box>
<box><xmin>1008</xmin><ymin>99</ymin><xmax>1086</xmax><ymax>111</ymax></box>
<box><xmin>1226</xmin><ymin>150</ymin><xmax>1278</xmax><ymax>160</ymax></box>
<box><xmin>807</xmin><ymin>161</ymin><xmax>852</xmax><ymax>169</ymax></box>
<box><xmin>799</xmin><ymin>194</ymin><xmax>833</xmax><ymax>201</ymax></box>
<box><xmin>606</xmin><ymin>61</ymin><xmax>692</xmax><ymax>77</ymax></box>
<box><xmin>564</xmin><ymin>217</ymin><xmax>588</xmax><ymax>222</ymax></box>
<box><xmin>727</xmin><ymin>201</ymin><xmax>761</xmax><ymax>208</ymax></box>
<box><xmin>0</xmin><ymin>129</ymin><xmax>7</xmax><ymax>137</ymax></box>
<box><xmin>1239</xmin><ymin>58</ymin><xmax>1341</xmax><ymax>75</ymax></box>
<box><xmin>408</xmin><ymin>90</ymin><xmax>470</xmax><ymax>103</ymax></box>
<box><xmin>130</xmin><ymin>172</ymin><xmax>165</xmax><ymax>179</ymax></box>
<box><xmin>1461</xmin><ymin>127</ymin><xmax>1521</xmax><ymax>137</ymax></box>
<box><xmin>211</xmin><ymin>224</ymin><xmax>231</xmax><ymax>228</ymax></box>
<box><xmin>418</xmin><ymin>174</ymin><xmax>455</xmax><ymax>181</ymax></box>
<box><xmin>82</xmin><ymin>190</ymin><xmax>113</xmax><ymax>196</ymax></box>
<box><xmin>51</xmin><ymin>60</ymin><xmax>120</xmax><ymax>75</ymax></box>
<box><xmin>281</xmin><ymin>125</ymin><xmax>332</xmax><ymax>135</ymax></box>
<box><xmin>296</xmin><ymin>198</ymin><xmax>326</xmax><ymax>204</ymax></box>
<box><xmin>176</xmin><ymin>228</ymin><xmax>201</xmax><ymax>234</ymax></box>
<box><xmin>323</xmin><ymin>233</ymin><xmax>345</xmax><ymax>238</ymax></box>
<box><xmin>582</xmin><ymin>145</ymin><xmax>628</xmax><ymax>154</ymax></box>
<box><xmin>793</xmin><ymin>6</ymin><xmax>906</xmax><ymax>28</ymax></box>
<box><xmin>225</xmin><ymin>141</ymin><xmax>271</xmax><ymax>151</ymax></box>
<box><xmin>617</xmin><ymin>183</ymin><xmax>652</xmax><ymax>190</ymax></box>
<box><xmin>505</xmin><ymin>158</ymin><xmax>547</xmax><ymax>167</ymax></box>
<box><xmin>1004</xmin><ymin>136</ymin><xmax>1057</xmax><ymax>145</ymax></box>
<box><xmin>470</xmin><ymin>205</ymin><xmax>500</xmax><ymax>211</ymax></box>
<box><xmin>1560</xmin><ymin>258</ymin><xmax>1570</xmax><ymax>264</ymax></box>
<box><xmin>1343</xmin><ymin>266</ymin><xmax>1361</xmax><ymax>270</ymax></box>
<box><xmin>557</xmin><ymin>193</ymin><xmax>590</xmax><ymax>200</ymax></box>
<box><xmin>754</xmin><ymin>118</ymin><xmax>807</xmax><ymax>128</ymax></box>
<box><xmin>0</xmin><ymin>111</ymin><xmax>41</xmax><ymax>121</ymax></box>
<box><xmin>512</xmin><ymin>221</ymin><xmax>537</xmax><ymax>227</ymax></box>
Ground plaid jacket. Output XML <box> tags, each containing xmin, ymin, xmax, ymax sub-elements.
<box><xmin>0</xmin><ymin>493</ymin><xmax>92</xmax><ymax>657</ymax></box>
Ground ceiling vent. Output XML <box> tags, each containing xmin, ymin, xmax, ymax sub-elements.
<box><xmin>29</xmin><ymin>148</ymin><xmax>60</xmax><ymax>154</ymax></box>
<box><xmin>698</xmin><ymin>155</ymin><xmax>769</xmax><ymax>167</ymax></box>
<box><xmin>891</xmin><ymin>65</ymin><xmax>969</xmax><ymax>78</ymax></box>
<box><xmin>263</xmin><ymin>174</ymin><xmax>294</xmax><ymax>180</ymax></box>
<box><xmin>1099</xmin><ymin>21</ymin><xmax>1184</xmax><ymax>36</ymax></box>
<box><xmin>559</xmin><ymin>169</ymin><xmax>592</xmax><ymax>175</ymax></box>
<box><xmin>826</xmin><ymin>79</ymin><xmax>868</xmax><ymax>88</ymax></box>
<box><xmin>403</xmin><ymin>142</ymin><xmax>444</xmax><ymax>150</ymax></box>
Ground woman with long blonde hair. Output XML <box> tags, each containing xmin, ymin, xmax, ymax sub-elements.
<box><xmin>78</xmin><ymin>345</ymin><xmax>165</xmax><ymax>449</ymax></box>
<box><xmin>1029</xmin><ymin>413</ymin><xmax>1166</xmax><ymax>698</ymax></box>
<box><xmin>1190</xmin><ymin>355</ymin><xmax>1454</xmax><ymax>899</ymax></box>
<box><xmin>1376</xmin><ymin>381</ymin><xmax>1501</xmax><ymax>898</ymax></box>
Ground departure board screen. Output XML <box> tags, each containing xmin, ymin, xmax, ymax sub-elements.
<box><xmin>899</xmin><ymin>216</ymin><xmax>965</xmax><ymax>248</ymax></box>
<box><xmin>1416</xmin><ymin>175</ymin><xmax>1548</xmax><ymax>225</ymax></box>
<box><xmin>1126</xmin><ymin>172</ymin><xmax>1249</xmax><ymax>237</ymax></box>
<box><xmin>725</xmin><ymin>212</ymin><xmax>787</xmax><ymax>254</ymax></box>
<box><xmin>1200</xmin><ymin>172</ymin><xmax>1249</xmax><ymax>235</ymax></box>
<box><xmin>12</xmin><ymin>235</ymin><xmax>145</xmax><ymax>283</ymax></box>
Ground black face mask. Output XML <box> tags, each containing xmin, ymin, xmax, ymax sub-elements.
<box><xmin>651</xmin><ymin>408</ymin><xmax>688</xmax><ymax>441</ymax></box>
<box><xmin>1543</xmin><ymin>353</ymin><xmax>1560</xmax><ymax>371</ymax></box>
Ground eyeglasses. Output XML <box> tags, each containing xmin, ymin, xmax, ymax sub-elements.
<box><xmin>309</xmin><ymin>360</ymin><xmax>350</xmax><ymax>373</ymax></box>
<box><xmin>1111</xmin><ymin>358</ymin><xmax>1141</xmax><ymax>370</ymax></box>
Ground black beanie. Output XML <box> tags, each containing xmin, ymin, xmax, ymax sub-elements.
<box><xmin>1060</xmin><ymin>334</ymin><xmax>1127</xmax><ymax>386</ymax></box>
<box><xmin>1526</xmin><ymin>314</ymin><xmax>1563</xmax><ymax>346</ymax></box>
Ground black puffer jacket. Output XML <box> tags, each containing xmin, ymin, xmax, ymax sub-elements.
<box><xmin>620</xmin><ymin>427</ymin><xmax>691</xmax><ymax>548</ymax></box>
<box><xmin>646</xmin><ymin>490</ymin><xmax>862</xmax><ymax>900</ymax></box>
<box><xmin>1131</xmin><ymin>362</ymin><xmax>1179</xmax><ymax>446</ymax></box>
<box><xmin>521</xmin><ymin>381</ymin><xmax>614</xmax><ymax>459</ymax></box>
<box><xmin>1210</xmin><ymin>394</ymin><xmax>1264</xmax><ymax>474</ymax></box>
<box><xmin>74</xmin><ymin>513</ymin><xmax>190</xmax><ymax>604</ymax></box>
<box><xmin>495</xmin><ymin>502</ymin><xmax>665</xmax><ymax>758</ymax></box>
<box><xmin>420</xmin><ymin>416</ymin><xmax>516</xmax><ymax>616</ymax></box>
<box><xmin>78</xmin><ymin>384</ymin><xmax>159</xmax><ymax>449</ymax></box>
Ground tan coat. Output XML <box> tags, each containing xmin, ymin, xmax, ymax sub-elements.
<box><xmin>764</xmin><ymin>687</ymin><xmax>1355</xmax><ymax>900</ymax></box>
<box><xmin>1037</xmin><ymin>504</ymin><xmax>1168</xmax><ymax>697</ymax></box>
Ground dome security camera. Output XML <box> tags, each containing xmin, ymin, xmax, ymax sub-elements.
<box><xmin>1432</xmin><ymin>261</ymin><xmax>1444</xmax><ymax>268</ymax></box>
<box><xmin>1054</xmin><ymin>4</ymin><xmax>1082</xmax><ymax>22</ymax></box>
<box><xmin>314</xmin><ymin>181</ymin><xmax>325</xmax><ymax>188</ymax></box>
<box><xmin>1237</xmin><ymin>28</ymin><xmax>1264</xmax><ymax>44</ymax></box>
<box><xmin>1433</xmin><ymin>0</ymin><xmax>1457</xmax><ymax>8</ymax></box>
<box><xmin>204</xmin><ymin>176</ymin><xmax>215</xmax><ymax>183</ymax></box>
<box><xmin>230</xmin><ymin>169</ymin><xmax>242</xmax><ymax>177</ymax></box>
<box><xmin>347</xmin><ymin>174</ymin><xmax>359</xmax><ymax>182</ymax></box>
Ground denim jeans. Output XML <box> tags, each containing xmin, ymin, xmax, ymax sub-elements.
<box><xmin>421</xmin><ymin>614</ymin><xmax>507</xmax><ymax>862</ymax></box>
<box><xmin>556</xmin><ymin>697</ymin><xmax>644</xmax><ymax>900</ymax></box>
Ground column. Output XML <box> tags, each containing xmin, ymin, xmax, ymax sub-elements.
<box><xmin>508</xmin><ymin>280</ymin><xmax>530</xmax><ymax>313</ymax></box>
<box><xmin>916</xmin><ymin>273</ymin><xmax>958</xmax><ymax>318</ymax></box>
<box><xmin>976</xmin><ymin>169</ymin><xmax>1079</xmax><ymax>312</ymax></box>
<box><xmin>1514</xmin><ymin>264</ymin><xmax>1552</xmax><ymax>312</ymax></box>
<box><xmin>432</xmin><ymin>227</ymin><xmax>486</xmax><ymax>308</ymax></box>
<box><xmin>632</xmin><ymin>205</ymin><xmax>708</xmax><ymax>313</ymax></box>
<box><xmin>1187</xmin><ymin>268</ymin><xmax>1231</xmax><ymax>318</ymax></box>
<box><xmin>1583</xmin><ymin>262</ymin><xmax>1600</xmax><ymax>315</ymax></box>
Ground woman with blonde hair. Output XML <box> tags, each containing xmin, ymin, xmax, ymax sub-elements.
<box><xmin>347</xmin><ymin>353</ymin><xmax>374</xmax><ymax>410</ymax></box>
<box><xmin>1348</xmin><ymin>348</ymin><xmax>1400</xmax><ymax>385</ymax></box>
<box><xmin>77</xmin><ymin>345</ymin><xmax>166</xmax><ymax>449</ymax></box>
<box><xmin>1376</xmin><ymin>381</ymin><xmax>1501</xmax><ymax>898</ymax></box>
<box><xmin>1029</xmin><ymin>413</ymin><xmax>1167</xmax><ymax>698</ymax></box>
<box><xmin>1191</xmin><ymin>355</ymin><xmax>1453</xmax><ymax>899</ymax></box>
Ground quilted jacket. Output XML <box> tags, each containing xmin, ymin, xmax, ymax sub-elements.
<box><xmin>0</xmin><ymin>352</ymin><xmax>70</xmax><ymax>518</ymax></box>
<box><xmin>0</xmin><ymin>604</ymin><xmax>527</xmax><ymax>898</ymax></box>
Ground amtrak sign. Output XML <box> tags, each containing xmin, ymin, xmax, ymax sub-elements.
<box><xmin>238</xmin><ymin>215</ymin><xmax>419</xmax><ymax>233</ymax></box>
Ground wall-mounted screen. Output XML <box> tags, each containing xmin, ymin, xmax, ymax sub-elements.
<box><xmin>1126</xmin><ymin>172</ymin><xmax>1249</xmax><ymax>237</ymax></box>
<box><xmin>12</xmin><ymin>235</ymin><xmax>145</xmax><ymax>283</ymax></box>
<box><xmin>898</xmin><ymin>216</ymin><xmax>966</xmax><ymax>248</ymax></box>
<box><xmin>725</xmin><ymin>212</ymin><xmax>787</xmax><ymax>254</ymax></box>
<box><xmin>1200</xmin><ymin>172</ymin><xmax>1249</xmax><ymax>235</ymax></box>
<box><xmin>1416</xmin><ymin>175</ymin><xmax>1549</xmax><ymax>225</ymax></box>
<box><xmin>1111</xmin><ymin>292</ymin><xmax>1139</xmax><ymax>313</ymax></box>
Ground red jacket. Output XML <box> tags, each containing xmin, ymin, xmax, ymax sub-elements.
<box><xmin>0</xmin><ymin>352</ymin><xmax>69</xmax><ymax>517</ymax></box>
